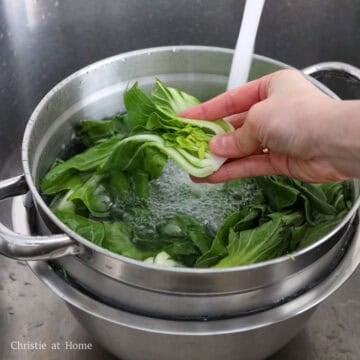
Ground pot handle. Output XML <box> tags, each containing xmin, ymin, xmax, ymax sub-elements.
<box><xmin>0</xmin><ymin>175</ymin><xmax>80</xmax><ymax>260</ymax></box>
<box><xmin>302</xmin><ymin>61</ymin><xmax>360</xmax><ymax>82</ymax></box>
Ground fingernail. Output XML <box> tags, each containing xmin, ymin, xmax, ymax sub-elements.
<box><xmin>210</xmin><ymin>134</ymin><xmax>227</xmax><ymax>155</ymax></box>
<box><xmin>210</xmin><ymin>134</ymin><xmax>220</xmax><ymax>148</ymax></box>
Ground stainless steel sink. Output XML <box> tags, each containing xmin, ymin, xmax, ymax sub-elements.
<box><xmin>1</xmin><ymin>1</ymin><xmax>360</xmax><ymax>358</ymax></box>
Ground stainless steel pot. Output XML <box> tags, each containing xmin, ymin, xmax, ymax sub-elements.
<box><xmin>24</xmin><ymin>210</ymin><xmax>360</xmax><ymax>360</ymax></box>
<box><xmin>2</xmin><ymin>46</ymin><xmax>360</xmax><ymax>319</ymax></box>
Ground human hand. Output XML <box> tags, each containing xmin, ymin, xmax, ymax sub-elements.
<box><xmin>181</xmin><ymin>69</ymin><xmax>360</xmax><ymax>183</ymax></box>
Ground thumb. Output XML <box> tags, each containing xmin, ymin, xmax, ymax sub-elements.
<box><xmin>210</xmin><ymin>122</ymin><xmax>259</xmax><ymax>158</ymax></box>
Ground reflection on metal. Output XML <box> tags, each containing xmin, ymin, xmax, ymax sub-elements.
<box><xmin>24</xmin><ymin>0</ymin><xmax>41</xmax><ymax>29</ymax></box>
<box><xmin>303</xmin><ymin>62</ymin><xmax>360</xmax><ymax>81</ymax></box>
<box><xmin>0</xmin><ymin>176</ymin><xmax>80</xmax><ymax>260</ymax></box>
<box><xmin>2</xmin><ymin>0</ymin><xmax>40</xmax><ymax>112</ymax></box>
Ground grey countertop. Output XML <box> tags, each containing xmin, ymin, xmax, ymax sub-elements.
<box><xmin>1</xmin><ymin>0</ymin><xmax>360</xmax><ymax>359</ymax></box>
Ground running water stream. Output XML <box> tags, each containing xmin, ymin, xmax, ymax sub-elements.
<box><xmin>227</xmin><ymin>0</ymin><xmax>266</xmax><ymax>90</ymax></box>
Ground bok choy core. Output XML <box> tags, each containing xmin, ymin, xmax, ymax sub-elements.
<box><xmin>41</xmin><ymin>80</ymin><xmax>352</xmax><ymax>268</ymax></box>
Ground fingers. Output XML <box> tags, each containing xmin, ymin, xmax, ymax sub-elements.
<box><xmin>180</xmin><ymin>73</ymin><xmax>274</xmax><ymax>120</ymax></box>
<box><xmin>192</xmin><ymin>155</ymin><xmax>277</xmax><ymax>183</ymax></box>
<box><xmin>209</xmin><ymin>120</ymin><xmax>259</xmax><ymax>158</ymax></box>
<box><xmin>224</xmin><ymin>112</ymin><xmax>248</xmax><ymax>128</ymax></box>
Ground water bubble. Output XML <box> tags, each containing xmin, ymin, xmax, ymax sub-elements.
<box><xmin>143</xmin><ymin>160</ymin><xmax>256</xmax><ymax>230</ymax></box>
<box><xmin>112</xmin><ymin>160</ymin><xmax>257</xmax><ymax>234</ymax></box>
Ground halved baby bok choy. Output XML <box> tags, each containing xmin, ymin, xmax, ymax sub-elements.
<box><xmin>111</xmin><ymin>79</ymin><xmax>233</xmax><ymax>177</ymax></box>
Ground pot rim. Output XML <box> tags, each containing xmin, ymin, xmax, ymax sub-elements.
<box><xmin>21</xmin><ymin>45</ymin><xmax>360</xmax><ymax>274</ymax></box>
<box><xmin>27</xmin><ymin>213</ymin><xmax>359</xmax><ymax>334</ymax></box>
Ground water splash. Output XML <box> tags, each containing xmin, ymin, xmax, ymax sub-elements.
<box><xmin>145</xmin><ymin>160</ymin><xmax>256</xmax><ymax>230</ymax></box>
<box><xmin>227</xmin><ymin>0</ymin><xmax>266</xmax><ymax>90</ymax></box>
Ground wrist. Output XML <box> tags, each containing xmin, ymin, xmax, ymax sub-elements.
<box><xmin>321</xmin><ymin>100</ymin><xmax>360</xmax><ymax>177</ymax></box>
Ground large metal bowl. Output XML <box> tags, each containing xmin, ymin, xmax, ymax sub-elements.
<box><xmin>25</xmin><ymin>212</ymin><xmax>360</xmax><ymax>360</ymax></box>
<box><xmin>1</xmin><ymin>46</ymin><xmax>360</xmax><ymax>319</ymax></box>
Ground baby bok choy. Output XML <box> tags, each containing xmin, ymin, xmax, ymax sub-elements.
<box><xmin>104</xmin><ymin>79</ymin><xmax>233</xmax><ymax>178</ymax></box>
